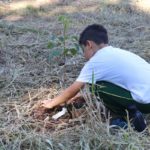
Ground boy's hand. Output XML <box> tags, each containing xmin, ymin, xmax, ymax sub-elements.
<box><xmin>41</xmin><ymin>100</ymin><xmax>53</xmax><ymax>109</ymax></box>
<box><xmin>40</xmin><ymin>82</ymin><xmax>84</xmax><ymax>109</ymax></box>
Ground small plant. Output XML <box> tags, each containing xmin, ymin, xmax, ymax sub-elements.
<box><xmin>91</xmin><ymin>70</ymin><xmax>95</xmax><ymax>96</ymax></box>
<box><xmin>47</xmin><ymin>15</ymin><xmax>80</xmax><ymax>62</ymax></box>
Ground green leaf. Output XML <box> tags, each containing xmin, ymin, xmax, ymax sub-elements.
<box><xmin>92</xmin><ymin>70</ymin><xmax>95</xmax><ymax>95</ymax></box>
<box><xmin>51</xmin><ymin>50</ymin><xmax>61</xmax><ymax>57</ymax></box>
<box><xmin>74</xmin><ymin>43</ymin><xmax>80</xmax><ymax>51</ymax></box>
<box><xmin>58</xmin><ymin>15</ymin><xmax>70</xmax><ymax>31</ymax></box>
<box><xmin>63</xmin><ymin>48</ymin><xmax>69</xmax><ymax>55</ymax></box>
<box><xmin>58</xmin><ymin>15</ymin><xmax>70</xmax><ymax>24</ymax></box>
<box><xmin>71</xmin><ymin>36</ymin><xmax>78</xmax><ymax>41</ymax></box>
<box><xmin>58</xmin><ymin>15</ymin><xmax>65</xmax><ymax>22</ymax></box>
<box><xmin>63</xmin><ymin>48</ymin><xmax>77</xmax><ymax>56</ymax></box>
<box><xmin>48</xmin><ymin>49</ymin><xmax>62</xmax><ymax>62</ymax></box>
<box><xmin>70</xmin><ymin>48</ymin><xmax>77</xmax><ymax>55</ymax></box>
<box><xmin>47</xmin><ymin>41</ymin><xmax>55</xmax><ymax>49</ymax></box>
<box><xmin>58</xmin><ymin>36</ymin><xmax>64</xmax><ymax>42</ymax></box>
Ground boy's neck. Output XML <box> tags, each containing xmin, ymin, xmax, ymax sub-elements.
<box><xmin>94</xmin><ymin>43</ymin><xmax>108</xmax><ymax>53</ymax></box>
<box><xmin>98</xmin><ymin>43</ymin><xmax>108</xmax><ymax>50</ymax></box>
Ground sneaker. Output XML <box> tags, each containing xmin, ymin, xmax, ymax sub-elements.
<box><xmin>110</xmin><ymin>118</ymin><xmax>128</xmax><ymax>129</ymax></box>
<box><xmin>128</xmin><ymin>105</ymin><xmax>147</xmax><ymax>132</ymax></box>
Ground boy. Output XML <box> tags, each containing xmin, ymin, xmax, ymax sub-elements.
<box><xmin>41</xmin><ymin>24</ymin><xmax>150</xmax><ymax>132</ymax></box>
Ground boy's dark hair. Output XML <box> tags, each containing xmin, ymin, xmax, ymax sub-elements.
<box><xmin>79</xmin><ymin>24</ymin><xmax>108</xmax><ymax>46</ymax></box>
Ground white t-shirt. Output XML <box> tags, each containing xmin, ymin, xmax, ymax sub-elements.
<box><xmin>76</xmin><ymin>46</ymin><xmax>150</xmax><ymax>104</ymax></box>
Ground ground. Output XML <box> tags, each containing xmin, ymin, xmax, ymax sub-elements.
<box><xmin>0</xmin><ymin>0</ymin><xmax>150</xmax><ymax>149</ymax></box>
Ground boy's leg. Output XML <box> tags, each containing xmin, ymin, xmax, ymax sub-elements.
<box><xmin>94</xmin><ymin>81</ymin><xmax>150</xmax><ymax>114</ymax></box>
<box><xmin>93</xmin><ymin>81</ymin><xmax>134</xmax><ymax>116</ymax></box>
<box><xmin>92</xmin><ymin>81</ymin><xmax>147</xmax><ymax>131</ymax></box>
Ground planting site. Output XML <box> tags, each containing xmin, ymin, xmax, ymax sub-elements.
<box><xmin>0</xmin><ymin>0</ymin><xmax>150</xmax><ymax>149</ymax></box>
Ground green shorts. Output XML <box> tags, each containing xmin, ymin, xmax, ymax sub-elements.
<box><xmin>92</xmin><ymin>81</ymin><xmax>150</xmax><ymax>115</ymax></box>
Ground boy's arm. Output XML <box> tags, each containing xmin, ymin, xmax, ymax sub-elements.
<box><xmin>41</xmin><ymin>81</ymin><xmax>85</xmax><ymax>109</ymax></box>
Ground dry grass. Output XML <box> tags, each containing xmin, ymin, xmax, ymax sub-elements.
<box><xmin>0</xmin><ymin>0</ymin><xmax>150</xmax><ymax>149</ymax></box>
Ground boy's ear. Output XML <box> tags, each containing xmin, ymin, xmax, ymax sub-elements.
<box><xmin>86</xmin><ymin>40</ymin><xmax>92</xmax><ymax>48</ymax></box>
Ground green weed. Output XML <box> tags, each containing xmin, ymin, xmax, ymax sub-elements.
<box><xmin>47</xmin><ymin>15</ymin><xmax>80</xmax><ymax>63</ymax></box>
